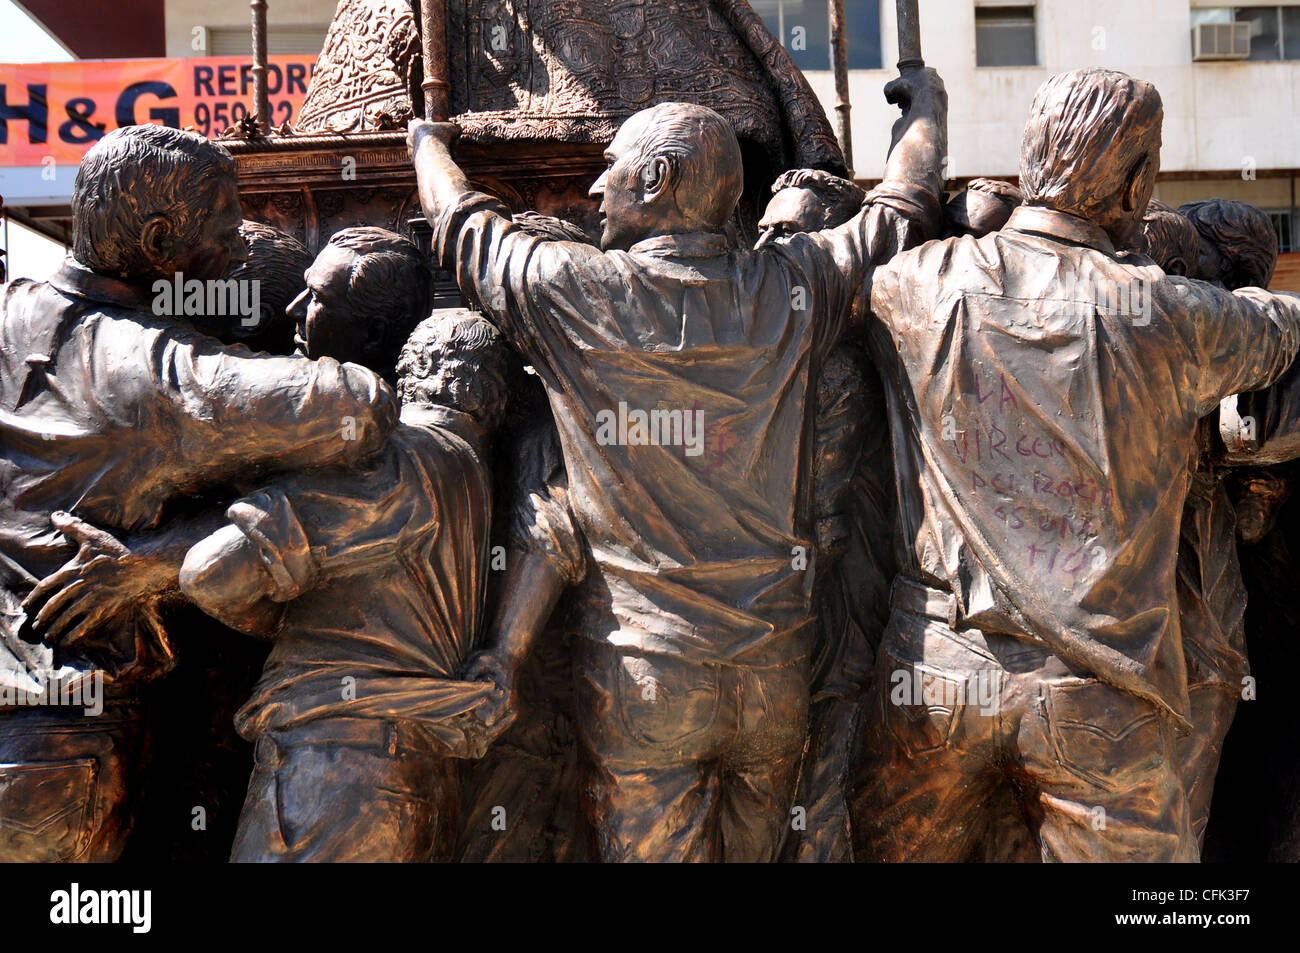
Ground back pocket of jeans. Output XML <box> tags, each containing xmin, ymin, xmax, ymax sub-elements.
<box><xmin>1043</xmin><ymin>680</ymin><xmax>1162</xmax><ymax>792</ymax></box>
<box><xmin>880</xmin><ymin>652</ymin><xmax>962</xmax><ymax>757</ymax></box>
<box><xmin>615</xmin><ymin>654</ymin><xmax>722</xmax><ymax>749</ymax></box>
<box><xmin>0</xmin><ymin>758</ymin><xmax>97</xmax><ymax>862</ymax></box>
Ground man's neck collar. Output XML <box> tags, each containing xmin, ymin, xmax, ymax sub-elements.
<box><xmin>401</xmin><ymin>403</ymin><xmax>487</xmax><ymax>451</ymax></box>
<box><xmin>628</xmin><ymin>232</ymin><xmax>730</xmax><ymax>259</ymax></box>
<box><xmin>48</xmin><ymin>258</ymin><xmax>157</xmax><ymax>311</ymax></box>
<box><xmin>1006</xmin><ymin>206</ymin><xmax>1118</xmax><ymax>256</ymax></box>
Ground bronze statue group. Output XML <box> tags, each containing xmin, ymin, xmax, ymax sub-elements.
<box><xmin>2</xmin><ymin>63</ymin><xmax>1298</xmax><ymax>863</ymax></box>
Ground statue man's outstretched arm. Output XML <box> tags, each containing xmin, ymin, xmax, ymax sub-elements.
<box><xmin>409</xmin><ymin>121</ymin><xmax>474</xmax><ymax>226</ymax></box>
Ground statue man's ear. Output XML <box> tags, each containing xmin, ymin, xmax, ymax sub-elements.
<box><xmin>1166</xmin><ymin>256</ymin><xmax>1188</xmax><ymax>277</ymax></box>
<box><xmin>140</xmin><ymin>215</ymin><xmax>175</xmax><ymax>268</ymax></box>
<box><xmin>641</xmin><ymin>156</ymin><xmax>673</xmax><ymax>203</ymax></box>
<box><xmin>1123</xmin><ymin>155</ymin><xmax>1153</xmax><ymax>214</ymax></box>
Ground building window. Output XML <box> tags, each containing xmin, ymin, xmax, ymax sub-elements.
<box><xmin>752</xmin><ymin>0</ymin><xmax>883</xmax><ymax>71</ymax></box>
<box><xmin>208</xmin><ymin>26</ymin><xmax>330</xmax><ymax>57</ymax></box>
<box><xmin>1190</xmin><ymin>7</ymin><xmax>1300</xmax><ymax>60</ymax></box>
<box><xmin>975</xmin><ymin>5</ymin><xmax>1038</xmax><ymax>67</ymax></box>
<box><xmin>1268</xmin><ymin>209</ymin><xmax>1295</xmax><ymax>253</ymax></box>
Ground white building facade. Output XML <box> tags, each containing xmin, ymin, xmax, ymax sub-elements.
<box><xmin>760</xmin><ymin>0</ymin><xmax>1300</xmax><ymax>271</ymax></box>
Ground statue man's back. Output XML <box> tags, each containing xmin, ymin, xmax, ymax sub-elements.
<box><xmin>409</xmin><ymin>74</ymin><xmax>947</xmax><ymax>860</ymax></box>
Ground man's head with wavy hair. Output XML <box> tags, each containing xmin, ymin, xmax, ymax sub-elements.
<box><xmin>943</xmin><ymin>178</ymin><xmax>1023</xmax><ymax>237</ymax></box>
<box><xmin>1020</xmin><ymin>69</ymin><xmax>1163</xmax><ymax>246</ymax></box>
<box><xmin>757</xmin><ymin>168</ymin><xmax>866</xmax><ymax>245</ymax></box>
<box><xmin>397</xmin><ymin>309</ymin><xmax>510</xmax><ymax>434</ymax></box>
<box><xmin>590</xmin><ymin>102</ymin><xmax>744</xmax><ymax>250</ymax></box>
<box><xmin>288</xmin><ymin>226</ymin><xmax>430</xmax><ymax>380</ymax></box>
<box><xmin>72</xmin><ymin>124</ymin><xmax>246</xmax><ymax>285</ymax></box>
<box><xmin>1126</xmin><ymin>199</ymin><xmax>1200</xmax><ymax>277</ymax></box>
<box><xmin>1178</xmin><ymin>198</ymin><xmax>1278</xmax><ymax>290</ymax></box>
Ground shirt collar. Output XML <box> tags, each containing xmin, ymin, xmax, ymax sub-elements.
<box><xmin>1005</xmin><ymin>206</ymin><xmax>1117</xmax><ymax>256</ymax></box>
<box><xmin>401</xmin><ymin>403</ymin><xmax>487</xmax><ymax>455</ymax></box>
<box><xmin>47</xmin><ymin>258</ymin><xmax>156</xmax><ymax>311</ymax></box>
<box><xmin>628</xmin><ymin>232</ymin><xmax>730</xmax><ymax>260</ymax></box>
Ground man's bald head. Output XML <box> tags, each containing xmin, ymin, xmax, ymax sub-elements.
<box><xmin>590</xmin><ymin>102</ymin><xmax>744</xmax><ymax>250</ymax></box>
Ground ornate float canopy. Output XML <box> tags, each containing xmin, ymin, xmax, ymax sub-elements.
<box><xmin>224</xmin><ymin>0</ymin><xmax>845</xmax><ymax>262</ymax></box>
<box><xmin>294</xmin><ymin>0</ymin><xmax>844</xmax><ymax>176</ymax></box>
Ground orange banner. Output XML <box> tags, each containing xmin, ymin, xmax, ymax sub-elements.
<box><xmin>0</xmin><ymin>56</ymin><xmax>316</xmax><ymax>167</ymax></box>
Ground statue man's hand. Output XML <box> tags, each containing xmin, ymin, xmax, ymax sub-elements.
<box><xmin>883</xmin><ymin>66</ymin><xmax>946</xmax><ymax>116</ymax></box>
<box><xmin>882</xmin><ymin>67</ymin><xmax>948</xmax><ymax>185</ymax></box>
<box><xmin>407</xmin><ymin>118</ymin><xmax>460</xmax><ymax>160</ymax></box>
<box><xmin>20</xmin><ymin>512</ymin><xmax>161</xmax><ymax>650</ymax></box>
<box><xmin>462</xmin><ymin>650</ymin><xmax>518</xmax><ymax>741</ymax></box>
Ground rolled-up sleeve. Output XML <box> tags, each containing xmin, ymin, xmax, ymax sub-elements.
<box><xmin>225</xmin><ymin>489</ymin><xmax>315</xmax><ymax>603</ymax></box>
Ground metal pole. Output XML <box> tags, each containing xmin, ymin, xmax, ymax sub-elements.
<box><xmin>251</xmin><ymin>0</ymin><xmax>271</xmax><ymax>135</ymax></box>
<box><xmin>896</xmin><ymin>0</ymin><xmax>924</xmax><ymax>72</ymax></box>
<box><xmin>829</xmin><ymin>0</ymin><xmax>853</xmax><ymax>177</ymax></box>
<box><xmin>1287</xmin><ymin>171</ymin><xmax>1296</xmax><ymax>262</ymax></box>
<box><xmin>420</xmin><ymin>0</ymin><xmax>451</xmax><ymax>121</ymax></box>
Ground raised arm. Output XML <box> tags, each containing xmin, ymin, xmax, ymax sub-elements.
<box><xmin>409</xmin><ymin>121</ymin><xmax>475</xmax><ymax>226</ymax></box>
<box><xmin>790</xmin><ymin>68</ymin><xmax>948</xmax><ymax>348</ymax></box>
<box><xmin>881</xmin><ymin>67</ymin><xmax>949</xmax><ymax>214</ymax></box>
<box><xmin>407</xmin><ymin>119</ymin><xmax>535</xmax><ymax>339</ymax></box>
<box><xmin>407</xmin><ymin>118</ymin><xmax>617</xmax><ymax>382</ymax></box>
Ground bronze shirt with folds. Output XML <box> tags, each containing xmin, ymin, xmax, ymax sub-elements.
<box><xmin>435</xmin><ymin>188</ymin><xmax>933</xmax><ymax>668</ymax></box>
<box><xmin>868</xmin><ymin>205</ymin><xmax>1300</xmax><ymax>726</ymax></box>
<box><xmin>0</xmin><ymin>259</ymin><xmax>395</xmax><ymax>692</ymax></box>
<box><xmin>232</xmin><ymin>405</ymin><xmax>496</xmax><ymax>756</ymax></box>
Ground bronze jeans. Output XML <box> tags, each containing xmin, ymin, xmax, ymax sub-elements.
<box><xmin>0</xmin><ymin>700</ymin><xmax>140</xmax><ymax>862</ymax></box>
<box><xmin>575</xmin><ymin>641</ymin><xmax>809</xmax><ymax>862</ymax></box>
<box><xmin>231</xmin><ymin>717</ymin><xmax>457</xmax><ymax>862</ymax></box>
<box><xmin>850</xmin><ymin>594</ymin><xmax>1197</xmax><ymax>863</ymax></box>
<box><xmin>1179</xmin><ymin>682</ymin><xmax>1238</xmax><ymax>848</ymax></box>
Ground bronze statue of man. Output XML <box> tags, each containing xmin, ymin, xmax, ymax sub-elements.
<box><xmin>408</xmin><ymin>70</ymin><xmax>947</xmax><ymax>861</ymax></box>
<box><xmin>0</xmin><ymin>125</ymin><xmax>396</xmax><ymax>862</ymax></box>
<box><xmin>27</xmin><ymin>302</ymin><xmax>511</xmax><ymax>862</ymax></box>
<box><xmin>23</xmin><ymin>225</ymin><xmax>509</xmax><ymax>861</ymax></box>
<box><xmin>189</xmin><ymin>309</ymin><xmax>509</xmax><ymax>862</ymax></box>
<box><xmin>1124</xmin><ymin>198</ymin><xmax>1259</xmax><ymax>850</ymax></box>
<box><xmin>1183</xmin><ymin>198</ymin><xmax>1300</xmax><ymax>860</ymax></box>
<box><xmin>850</xmin><ymin>67</ymin><xmax>1300</xmax><ymax>863</ymax></box>
<box><xmin>753</xmin><ymin>167</ymin><xmax>896</xmax><ymax>862</ymax></box>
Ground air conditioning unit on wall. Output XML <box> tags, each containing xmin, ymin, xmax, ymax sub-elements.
<box><xmin>1192</xmin><ymin>21</ymin><xmax>1252</xmax><ymax>61</ymax></box>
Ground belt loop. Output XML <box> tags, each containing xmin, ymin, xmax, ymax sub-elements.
<box><xmin>255</xmin><ymin>732</ymin><xmax>281</xmax><ymax>769</ymax></box>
